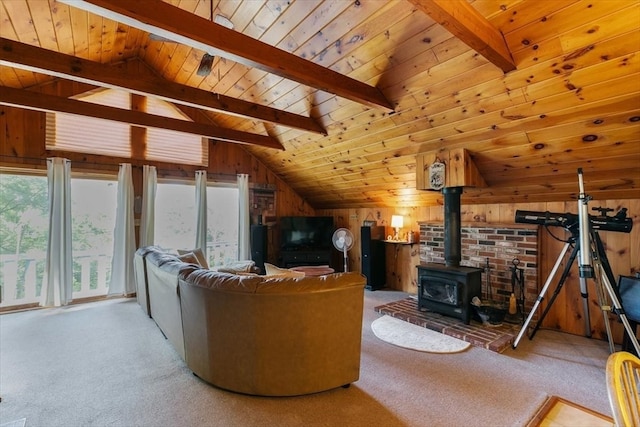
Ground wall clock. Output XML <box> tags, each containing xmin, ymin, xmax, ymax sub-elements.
<box><xmin>429</xmin><ymin>161</ymin><xmax>445</xmax><ymax>190</ymax></box>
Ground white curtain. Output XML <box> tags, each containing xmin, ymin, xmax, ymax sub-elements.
<box><xmin>195</xmin><ymin>170</ymin><xmax>207</xmax><ymax>254</ymax></box>
<box><xmin>139</xmin><ymin>165</ymin><xmax>157</xmax><ymax>247</ymax></box>
<box><xmin>237</xmin><ymin>174</ymin><xmax>250</xmax><ymax>261</ymax></box>
<box><xmin>109</xmin><ymin>163</ymin><xmax>136</xmax><ymax>296</ymax></box>
<box><xmin>41</xmin><ymin>157</ymin><xmax>73</xmax><ymax>307</ymax></box>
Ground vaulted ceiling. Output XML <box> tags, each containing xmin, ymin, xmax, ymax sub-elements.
<box><xmin>1</xmin><ymin>0</ymin><xmax>638</xmax><ymax>208</ymax></box>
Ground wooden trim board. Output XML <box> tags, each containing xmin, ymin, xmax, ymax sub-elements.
<box><xmin>526</xmin><ymin>396</ymin><xmax>614</xmax><ymax>427</ymax></box>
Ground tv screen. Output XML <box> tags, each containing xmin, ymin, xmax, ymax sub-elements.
<box><xmin>280</xmin><ymin>216</ymin><xmax>334</xmax><ymax>250</ymax></box>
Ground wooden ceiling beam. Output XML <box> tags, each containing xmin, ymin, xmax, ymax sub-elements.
<box><xmin>56</xmin><ymin>0</ymin><xmax>395</xmax><ymax>111</ymax></box>
<box><xmin>0</xmin><ymin>38</ymin><xmax>324</xmax><ymax>135</ymax></box>
<box><xmin>408</xmin><ymin>0</ymin><xmax>516</xmax><ymax>73</ymax></box>
<box><xmin>0</xmin><ymin>86</ymin><xmax>284</xmax><ymax>150</ymax></box>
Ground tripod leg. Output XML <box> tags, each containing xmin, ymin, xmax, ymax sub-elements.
<box><xmin>528</xmin><ymin>242</ymin><xmax>580</xmax><ymax>340</ymax></box>
<box><xmin>513</xmin><ymin>242</ymin><xmax>572</xmax><ymax>349</ymax></box>
<box><xmin>593</xmin><ymin>232</ymin><xmax>640</xmax><ymax>355</ymax></box>
<box><xmin>593</xmin><ymin>264</ymin><xmax>616</xmax><ymax>353</ymax></box>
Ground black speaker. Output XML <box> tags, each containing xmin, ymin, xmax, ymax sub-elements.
<box><xmin>361</xmin><ymin>226</ymin><xmax>386</xmax><ymax>290</ymax></box>
<box><xmin>251</xmin><ymin>225</ymin><xmax>267</xmax><ymax>275</ymax></box>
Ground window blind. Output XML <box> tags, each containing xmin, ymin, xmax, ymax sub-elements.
<box><xmin>46</xmin><ymin>89</ymin><xmax>208</xmax><ymax>166</ymax></box>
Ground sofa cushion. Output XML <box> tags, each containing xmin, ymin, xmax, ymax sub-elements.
<box><xmin>216</xmin><ymin>260</ymin><xmax>258</xmax><ymax>274</ymax></box>
<box><xmin>264</xmin><ymin>263</ymin><xmax>305</xmax><ymax>278</ymax></box>
<box><xmin>177</xmin><ymin>252</ymin><xmax>200</xmax><ymax>265</ymax></box>
<box><xmin>177</xmin><ymin>248</ymin><xmax>209</xmax><ymax>269</ymax></box>
<box><xmin>180</xmin><ymin>268</ymin><xmax>263</xmax><ymax>292</ymax></box>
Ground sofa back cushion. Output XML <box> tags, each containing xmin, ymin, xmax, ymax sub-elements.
<box><xmin>180</xmin><ymin>267</ymin><xmax>263</xmax><ymax>293</ymax></box>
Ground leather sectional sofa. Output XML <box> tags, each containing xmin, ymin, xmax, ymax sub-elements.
<box><xmin>134</xmin><ymin>246</ymin><xmax>366</xmax><ymax>396</ymax></box>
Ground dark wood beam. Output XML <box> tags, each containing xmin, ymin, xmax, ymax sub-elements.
<box><xmin>0</xmin><ymin>86</ymin><xmax>284</xmax><ymax>150</ymax></box>
<box><xmin>408</xmin><ymin>0</ymin><xmax>516</xmax><ymax>73</ymax></box>
<box><xmin>0</xmin><ymin>38</ymin><xmax>325</xmax><ymax>135</ymax></box>
<box><xmin>56</xmin><ymin>0</ymin><xmax>395</xmax><ymax>111</ymax></box>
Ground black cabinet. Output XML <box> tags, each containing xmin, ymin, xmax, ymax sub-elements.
<box><xmin>361</xmin><ymin>226</ymin><xmax>386</xmax><ymax>290</ymax></box>
<box><xmin>280</xmin><ymin>250</ymin><xmax>331</xmax><ymax>268</ymax></box>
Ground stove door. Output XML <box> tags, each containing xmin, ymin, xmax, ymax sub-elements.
<box><xmin>421</xmin><ymin>276</ymin><xmax>461</xmax><ymax>306</ymax></box>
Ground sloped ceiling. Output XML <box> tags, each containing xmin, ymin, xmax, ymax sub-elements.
<box><xmin>0</xmin><ymin>0</ymin><xmax>638</xmax><ymax>208</ymax></box>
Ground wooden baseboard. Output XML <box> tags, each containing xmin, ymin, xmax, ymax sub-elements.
<box><xmin>526</xmin><ymin>396</ymin><xmax>614</xmax><ymax>427</ymax></box>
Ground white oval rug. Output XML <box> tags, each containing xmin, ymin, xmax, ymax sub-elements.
<box><xmin>371</xmin><ymin>315</ymin><xmax>471</xmax><ymax>353</ymax></box>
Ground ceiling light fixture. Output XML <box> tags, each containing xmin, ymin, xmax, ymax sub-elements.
<box><xmin>196</xmin><ymin>53</ymin><xmax>215</xmax><ymax>76</ymax></box>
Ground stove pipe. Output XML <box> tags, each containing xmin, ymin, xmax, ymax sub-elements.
<box><xmin>443</xmin><ymin>187</ymin><xmax>462</xmax><ymax>267</ymax></box>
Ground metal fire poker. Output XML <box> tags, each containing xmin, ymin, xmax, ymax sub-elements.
<box><xmin>512</xmin><ymin>169</ymin><xmax>639</xmax><ymax>354</ymax></box>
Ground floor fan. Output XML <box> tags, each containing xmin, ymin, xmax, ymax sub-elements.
<box><xmin>332</xmin><ymin>228</ymin><xmax>354</xmax><ymax>272</ymax></box>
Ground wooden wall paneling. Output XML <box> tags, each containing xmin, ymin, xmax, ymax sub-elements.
<box><xmin>0</xmin><ymin>66</ymin><xmax>21</xmax><ymax>87</ymax></box>
<box><xmin>318</xmin><ymin>200</ymin><xmax>636</xmax><ymax>343</ymax></box>
<box><xmin>68</xmin><ymin>5</ymin><xmax>89</xmax><ymax>58</ymax></box>
<box><xmin>244</xmin><ymin>1</ymin><xmax>292</xmax><ymax>44</ymax></box>
<box><xmin>50</xmin><ymin>1</ymin><xmax>74</xmax><ymax>56</ymax></box>
<box><xmin>86</xmin><ymin>13</ymin><xmax>104</xmax><ymax>63</ymax></box>
<box><xmin>505</xmin><ymin>0</ymin><xmax>632</xmax><ymax>59</ymax></box>
<box><xmin>385</xmin><ymin>243</ymin><xmax>413</xmax><ymax>293</ymax></box>
<box><xmin>482</xmin><ymin>0</ymin><xmax>554</xmax><ymax>34</ymax></box>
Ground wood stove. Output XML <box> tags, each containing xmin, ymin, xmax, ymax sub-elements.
<box><xmin>417</xmin><ymin>263</ymin><xmax>481</xmax><ymax>324</ymax></box>
<box><xmin>416</xmin><ymin>186</ymin><xmax>482</xmax><ymax>324</ymax></box>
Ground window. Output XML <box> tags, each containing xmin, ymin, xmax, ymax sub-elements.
<box><xmin>46</xmin><ymin>89</ymin><xmax>131</xmax><ymax>157</ymax></box>
<box><xmin>155</xmin><ymin>182</ymin><xmax>198</xmax><ymax>253</ymax></box>
<box><xmin>206</xmin><ymin>186</ymin><xmax>239</xmax><ymax>267</ymax></box>
<box><xmin>70</xmin><ymin>178</ymin><xmax>117</xmax><ymax>299</ymax></box>
<box><xmin>155</xmin><ymin>181</ymin><xmax>239</xmax><ymax>267</ymax></box>
<box><xmin>46</xmin><ymin>88</ymin><xmax>208</xmax><ymax>166</ymax></box>
<box><xmin>0</xmin><ymin>172</ymin><xmax>117</xmax><ymax>308</ymax></box>
<box><xmin>0</xmin><ymin>173</ymin><xmax>48</xmax><ymax>307</ymax></box>
<box><xmin>146</xmin><ymin>97</ymin><xmax>208</xmax><ymax>166</ymax></box>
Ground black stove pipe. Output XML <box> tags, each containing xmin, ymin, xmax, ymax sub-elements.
<box><xmin>443</xmin><ymin>187</ymin><xmax>462</xmax><ymax>267</ymax></box>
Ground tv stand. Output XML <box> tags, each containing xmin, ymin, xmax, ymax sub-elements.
<box><xmin>280</xmin><ymin>250</ymin><xmax>331</xmax><ymax>268</ymax></box>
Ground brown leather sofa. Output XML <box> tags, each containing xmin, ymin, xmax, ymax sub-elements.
<box><xmin>134</xmin><ymin>246</ymin><xmax>366</xmax><ymax>396</ymax></box>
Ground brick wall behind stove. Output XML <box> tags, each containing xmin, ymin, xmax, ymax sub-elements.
<box><xmin>419</xmin><ymin>223</ymin><xmax>539</xmax><ymax>311</ymax></box>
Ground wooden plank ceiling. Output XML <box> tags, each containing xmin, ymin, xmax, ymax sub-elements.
<box><xmin>0</xmin><ymin>0</ymin><xmax>638</xmax><ymax>208</ymax></box>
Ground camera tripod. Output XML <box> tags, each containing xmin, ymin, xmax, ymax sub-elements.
<box><xmin>513</xmin><ymin>170</ymin><xmax>639</xmax><ymax>354</ymax></box>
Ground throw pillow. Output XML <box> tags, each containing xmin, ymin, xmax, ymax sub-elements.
<box><xmin>264</xmin><ymin>263</ymin><xmax>305</xmax><ymax>278</ymax></box>
<box><xmin>177</xmin><ymin>252</ymin><xmax>200</xmax><ymax>265</ymax></box>
<box><xmin>177</xmin><ymin>248</ymin><xmax>209</xmax><ymax>269</ymax></box>
<box><xmin>220</xmin><ymin>260</ymin><xmax>256</xmax><ymax>273</ymax></box>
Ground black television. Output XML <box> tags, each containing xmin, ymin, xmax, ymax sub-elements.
<box><xmin>280</xmin><ymin>216</ymin><xmax>334</xmax><ymax>251</ymax></box>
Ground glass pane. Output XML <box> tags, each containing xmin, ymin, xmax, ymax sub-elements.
<box><xmin>154</xmin><ymin>182</ymin><xmax>239</xmax><ymax>267</ymax></box>
<box><xmin>207</xmin><ymin>186</ymin><xmax>238</xmax><ymax>267</ymax></box>
<box><xmin>155</xmin><ymin>182</ymin><xmax>197</xmax><ymax>253</ymax></box>
<box><xmin>70</xmin><ymin>178</ymin><xmax>117</xmax><ymax>299</ymax></box>
<box><xmin>0</xmin><ymin>173</ymin><xmax>48</xmax><ymax>308</ymax></box>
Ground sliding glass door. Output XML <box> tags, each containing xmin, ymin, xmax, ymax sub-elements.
<box><xmin>0</xmin><ymin>173</ymin><xmax>48</xmax><ymax>308</ymax></box>
<box><xmin>70</xmin><ymin>178</ymin><xmax>117</xmax><ymax>299</ymax></box>
<box><xmin>0</xmin><ymin>173</ymin><xmax>117</xmax><ymax>309</ymax></box>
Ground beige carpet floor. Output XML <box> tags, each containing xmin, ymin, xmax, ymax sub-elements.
<box><xmin>0</xmin><ymin>289</ymin><xmax>615</xmax><ymax>427</ymax></box>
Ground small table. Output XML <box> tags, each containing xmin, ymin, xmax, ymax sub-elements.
<box><xmin>290</xmin><ymin>265</ymin><xmax>335</xmax><ymax>276</ymax></box>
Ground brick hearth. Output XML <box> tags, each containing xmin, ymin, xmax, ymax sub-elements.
<box><xmin>374</xmin><ymin>297</ymin><xmax>521</xmax><ymax>353</ymax></box>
